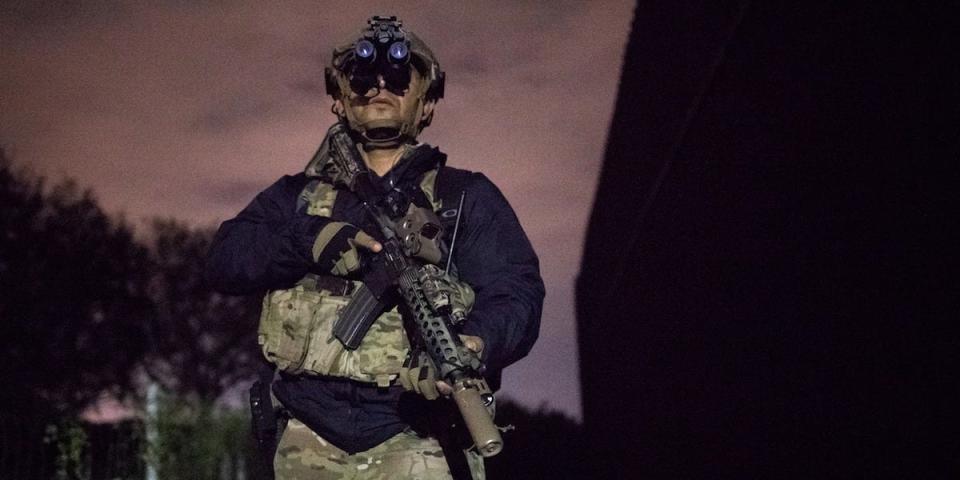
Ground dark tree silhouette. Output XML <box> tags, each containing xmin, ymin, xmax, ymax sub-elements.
<box><xmin>142</xmin><ymin>219</ymin><xmax>261</xmax><ymax>403</ymax></box>
<box><xmin>1</xmin><ymin>148</ymin><xmax>262</xmax><ymax>412</ymax></box>
<box><xmin>0</xmin><ymin>148</ymin><xmax>152</xmax><ymax>414</ymax></box>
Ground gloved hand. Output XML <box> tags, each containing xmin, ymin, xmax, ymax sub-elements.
<box><xmin>312</xmin><ymin>221</ymin><xmax>382</xmax><ymax>276</ymax></box>
<box><xmin>417</xmin><ymin>264</ymin><xmax>475</xmax><ymax>323</ymax></box>
<box><xmin>400</xmin><ymin>335</ymin><xmax>485</xmax><ymax>399</ymax></box>
<box><xmin>399</xmin><ymin>350</ymin><xmax>440</xmax><ymax>400</ymax></box>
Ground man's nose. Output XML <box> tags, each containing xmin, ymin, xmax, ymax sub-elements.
<box><xmin>377</xmin><ymin>75</ymin><xmax>387</xmax><ymax>89</ymax></box>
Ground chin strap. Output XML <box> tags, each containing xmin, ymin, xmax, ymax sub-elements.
<box><xmin>360</xmin><ymin>126</ymin><xmax>408</xmax><ymax>149</ymax></box>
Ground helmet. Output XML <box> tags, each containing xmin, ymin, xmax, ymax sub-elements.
<box><xmin>325</xmin><ymin>16</ymin><xmax>445</xmax><ymax>147</ymax></box>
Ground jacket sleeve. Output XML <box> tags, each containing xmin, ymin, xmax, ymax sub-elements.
<box><xmin>205</xmin><ymin>174</ymin><xmax>332</xmax><ymax>295</ymax></box>
<box><xmin>454</xmin><ymin>173</ymin><xmax>545</xmax><ymax>374</ymax></box>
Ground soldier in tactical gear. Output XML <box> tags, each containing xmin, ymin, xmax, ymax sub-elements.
<box><xmin>206</xmin><ymin>15</ymin><xmax>544</xmax><ymax>480</ymax></box>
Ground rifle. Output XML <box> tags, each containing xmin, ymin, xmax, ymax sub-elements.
<box><xmin>325</xmin><ymin>123</ymin><xmax>503</xmax><ymax>457</ymax></box>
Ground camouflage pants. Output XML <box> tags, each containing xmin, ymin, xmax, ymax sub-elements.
<box><xmin>275</xmin><ymin>418</ymin><xmax>485</xmax><ymax>480</ymax></box>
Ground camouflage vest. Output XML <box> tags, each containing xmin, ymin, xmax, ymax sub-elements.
<box><xmin>257</xmin><ymin>169</ymin><xmax>442</xmax><ymax>387</ymax></box>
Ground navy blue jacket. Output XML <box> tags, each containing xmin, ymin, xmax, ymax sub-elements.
<box><xmin>205</xmin><ymin>145</ymin><xmax>544</xmax><ymax>453</ymax></box>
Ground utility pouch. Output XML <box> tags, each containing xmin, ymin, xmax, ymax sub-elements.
<box><xmin>257</xmin><ymin>283</ymin><xmax>346</xmax><ymax>375</ymax></box>
<box><xmin>258</xmin><ymin>279</ymin><xmax>409</xmax><ymax>384</ymax></box>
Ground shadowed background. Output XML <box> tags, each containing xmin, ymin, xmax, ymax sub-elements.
<box><xmin>578</xmin><ymin>2</ymin><xmax>957</xmax><ymax>477</ymax></box>
<box><xmin>1</xmin><ymin>0</ymin><xmax>635</xmax><ymax>419</ymax></box>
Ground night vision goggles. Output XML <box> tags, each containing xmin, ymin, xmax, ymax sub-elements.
<box><xmin>326</xmin><ymin>16</ymin><xmax>445</xmax><ymax>101</ymax></box>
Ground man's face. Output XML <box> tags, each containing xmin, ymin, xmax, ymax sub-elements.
<box><xmin>338</xmin><ymin>67</ymin><xmax>432</xmax><ymax>134</ymax></box>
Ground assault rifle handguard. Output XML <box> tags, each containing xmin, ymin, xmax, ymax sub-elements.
<box><xmin>367</xmin><ymin>205</ymin><xmax>503</xmax><ymax>457</ymax></box>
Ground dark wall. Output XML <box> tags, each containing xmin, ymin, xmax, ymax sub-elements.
<box><xmin>577</xmin><ymin>2</ymin><xmax>956</xmax><ymax>478</ymax></box>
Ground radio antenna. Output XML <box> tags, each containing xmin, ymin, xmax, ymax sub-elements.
<box><xmin>445</xmin><ymin>191</ymin><xmax>466</xmax><ymax>275</ymax></box>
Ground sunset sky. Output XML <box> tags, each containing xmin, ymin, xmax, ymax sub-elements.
<box><xmin>1</xmin><ymin>0</ymin><xmax>635</xmax><ymax>419</ymax></box>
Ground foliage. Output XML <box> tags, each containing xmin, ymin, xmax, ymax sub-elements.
<box><xmin>1</xmin><ymin>149</ymin><xmax>260</xmax><ymax>413</ymax></box>
<box><xmin>142</xmin><ymin>219</ymin><xmax>262</xmax><ymax>403</ymax></box>
<box><xmin>43</xmin><ymin>418</ymin><xmax>91</xmax><ymax>480</ymax></box>
<box><xmin>0</xmin><ymin>148</ymin><xmax>152</xmax><ymax>414</ymax></box>
<box><xmin>84</xmin><ymin>419</ymin><xmax>145</xmax><ymax>480</ymax></box>
<box><xmin>145</xmin><ymin>393</ymin><xmax>255</xmax><ymax>480</ymax></box>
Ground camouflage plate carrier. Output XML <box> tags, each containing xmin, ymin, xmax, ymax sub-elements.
<box><xmin>257</xmin><ymin>167</ymin><xmax>443</xmax><ymax>387</ymax></box>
